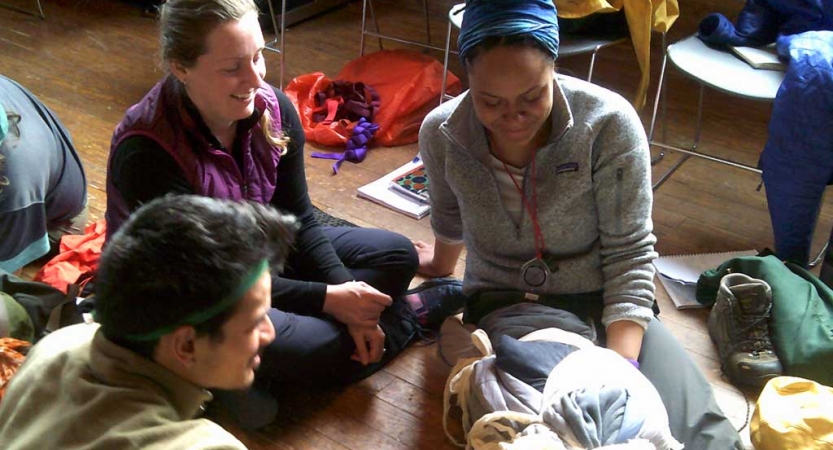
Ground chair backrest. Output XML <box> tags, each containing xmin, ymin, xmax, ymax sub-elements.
<box><xmin>447</xmin><ymin>4</ymin><xmax>627</xmax><ymax>61</ymax></box>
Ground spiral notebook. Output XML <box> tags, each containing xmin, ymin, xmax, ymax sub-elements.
<box><xmin>653</xmin><ymin>250</ymin><xmax>758</xmax><ymax>309</ymax></box>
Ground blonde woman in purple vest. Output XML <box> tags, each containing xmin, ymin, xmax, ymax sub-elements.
<box><xmin>105</xmin><ymin>0</ymin><xmax>418</xmax><ymax>429</ymax></box>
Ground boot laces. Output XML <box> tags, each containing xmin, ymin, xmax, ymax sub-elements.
<box><xmin>732</xmin><ymin>303</ymin><xmax>773</xmax><ymax>354</ymax></box>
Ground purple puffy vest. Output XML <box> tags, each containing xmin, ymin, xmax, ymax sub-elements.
<box><xmin>105</xmin><ymin>76</ymin><xmax>283</xmax><ymax>240</ymax></box>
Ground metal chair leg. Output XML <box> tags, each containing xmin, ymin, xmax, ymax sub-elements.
<box><xmin>652</xmin><ymin>83</ymin><xmax>705</xmax><ymax>191</ymax></box>
<box><xmin>809</xmin><ymin>242</ymin><xmax>829</xmax><ymax>268</ymax></box>
<box><xmin>440</xmin><ymin>18</ymin><xmax>453</xmax><ymax>106</ymax></box>
<box><xmin>361</xmin><ymin>0</ymin><xmax>437</xmax><ymax>56</ymax></box>
<box><xmin>279</xmin><ymin>0</ymin><xmax>285</xmax><ymax>89</ymax></box>
<box><xmin>587</xmin><ymin>45</ymin><xmax>604</xmax><ymax>83</ymax></box>
<box><xmin>692</xmin><ymin>84</ymin><xmax>706</xmax><ymax>152</ymax></box>
<box><xmin>648</xmin><ymin>42</ymin><xmax>669</xmax><ymax>167</ymax></box>
<box><xmin>360</xmin><ymin>0</ymin><xmax>384</xmax><ymax>55</ymax></box>
<box><xmin>369</xmin><ymin>0</ymin><xmax>383</xmax><ymax>51</ymax></box>
<box><xmin>422</xmin><ymin>0</ymin><xmax>431</xmax><ymax>46</ymax></box>
<box><xmin>660</xmin><ymin>32</ymin><xmax>668</xmax><ymax>144</ymax></box>
<box><xmin>1</xmin><ymin>0</ymin><xmax>44</xmax><ymax>19</ymax></box>
<box><xmin>359</xmin><ymin>0</ymin><xmax>367</xmax><ymax>55</ymax></box>
<box><xmin>263</xmin><ymin>0</ymin><xmax>286</xmax><ymax>89</ymax></box>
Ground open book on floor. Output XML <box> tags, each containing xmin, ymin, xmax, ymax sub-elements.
<box><xmin>653</xmin><ymin>249</ymin><xmax>758</xmax><ymax>309</ymax></box>
<box><xmin>357</xmin><ymin>157</ymin><xmax>430</xmax><ymax>220</ymax></box>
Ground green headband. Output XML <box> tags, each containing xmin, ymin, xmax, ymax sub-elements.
<box><xmin>120</xmin><ymin>259</ymin><xmax>269</xmax><ymax>342</ymax></box>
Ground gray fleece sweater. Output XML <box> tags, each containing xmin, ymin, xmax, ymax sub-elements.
<box><xmin>418</xmin><ymin>75</ymin><xmax>657</xmax><ymax>329</ymax></box>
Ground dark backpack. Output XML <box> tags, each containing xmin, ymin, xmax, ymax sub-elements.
<box><xmin>0</xmin><ymin>269</ymin><xmax>83</xmax><ymax>343</ymax></box>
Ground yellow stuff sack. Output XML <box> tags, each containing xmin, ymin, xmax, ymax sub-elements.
<box><xmin>751</xmin><ymin>376</ymin><xmax>833</xmax><ymax>449</ymax></box>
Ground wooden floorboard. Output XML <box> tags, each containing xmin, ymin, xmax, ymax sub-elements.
<box><xmin>8</xmin><ymin>1</ymin><xmax>827</xmax><ymax>448</ymax></box>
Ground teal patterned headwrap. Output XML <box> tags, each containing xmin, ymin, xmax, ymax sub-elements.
<box><xmin>458</xmin><ymin>0</ymin><xmax>560</xmax><ymax>63</ymax></box>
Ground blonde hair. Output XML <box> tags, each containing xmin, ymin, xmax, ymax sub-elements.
<box><xmin>160</xmin><ymin>0</ymin><xmax>288</xmax><ymax>153</ymax></box>
<box><xmin>259</xmin><ymin>109</ymin><xmax>289</xmax><ymax>155</ymax></box>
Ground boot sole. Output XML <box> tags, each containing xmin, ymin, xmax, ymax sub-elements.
<box><xmin>727</xmin><ymin>371</ymin><xmax>780</xmax><ymax>389</ymax></box>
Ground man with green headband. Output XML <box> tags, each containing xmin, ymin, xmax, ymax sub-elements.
<box><xmin>0</xmin><ymin>195</ymin><xmax>297</xmax><ymax>449</ymax></box>
<box><xmin>0</xmin><ymin>75</ymin><xmax>88</xmax><ymax>273</ymax></box>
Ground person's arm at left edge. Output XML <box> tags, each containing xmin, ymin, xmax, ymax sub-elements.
<box><xmin>592</xmin><ymin>94</ymin><xmax>658</xmax><ymax>362</ymax></box>
<box><xmin>268</xmin><ymin>87</ymin><xmax>391</xmax><ymax>323</ymax></box>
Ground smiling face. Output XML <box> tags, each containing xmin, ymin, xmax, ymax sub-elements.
<box><xmin>467</xmin><ymin>44</ymin><xmax>555</xmax><ymax>162</ymax></box>
<box><xmin>191</xmin><ymin>270</ymin><xmax>275</xmax><ymax>390</ymax></box>
<box><xmin>169</xmin><ymin>10</ymin><xmax>265</xmax><ymax>139</ymax></box>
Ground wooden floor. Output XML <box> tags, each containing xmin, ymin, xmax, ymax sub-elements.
<box><xmin>4</xmin><ymin>0</ymin><xmax>828</xmax><ymax>448</ymax></box>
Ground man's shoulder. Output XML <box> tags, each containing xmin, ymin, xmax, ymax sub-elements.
<box><xmin>5</xmin><ymin>324</ymin><xmax>97</xmax><ymax>397</ymax></box>
<box><xmin>0</xmin><ymin>325</ymin><xmax>99</xmax><ymax>449</ymax></box>
<box><xmin>0</xmin><ymin>417</ymin><xmax>248</xmax><ymax>450</ymax></box>
<box><xmin>25</xmin><ymin>323</ymin><xmax>97</xmax><ymax>362</ymax></box>
<box><xmin>119</xmin><ymin>418</ymin><xmax>248</xmax><ymax>450</ymax></box>
<box><xmin>150</xmin><ymin>418</ymin><xmax>247</xmax><ymax>450</ymax></box>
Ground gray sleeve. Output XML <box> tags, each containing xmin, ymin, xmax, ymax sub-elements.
<box><xmin>419</xmin><ymin>106</ymin><xmax>464</xmax><ymax>243</ymax></box>
<box><xmin>591</xmin><ymin>96</ymin><xmax>657</xmax><ymax>329</ymax></box>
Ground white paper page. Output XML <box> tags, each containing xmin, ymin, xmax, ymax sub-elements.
<box><xmin>653</xmin><ymin>250</ymin><xmax>758</xmax><ymax>285</ymax></box>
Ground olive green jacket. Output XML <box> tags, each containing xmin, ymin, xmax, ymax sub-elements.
<box><xmin>0</xmin><ymin>324</ymin><xmax>246</xmax><ymax>450</ymax></box>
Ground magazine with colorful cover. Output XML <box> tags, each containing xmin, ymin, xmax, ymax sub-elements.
<box><xmin>389</xmin><ymin>164</ymin><xmax>429</xmax><ymax>205</ymax></box>
<box><xmin>357</xmin><ymin>157</ymin><xmax>430</xmax><ymax>219</ymax></box>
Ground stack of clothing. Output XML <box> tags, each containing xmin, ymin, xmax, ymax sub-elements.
<box><xmin>443</xmin><ymin>303</ymin><xmax>683</xmax><ymax>450</ymax></box>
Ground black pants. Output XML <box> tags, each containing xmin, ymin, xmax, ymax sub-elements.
<box><xmin>258</xmin><ymin>226</ymin><xmax>418</xmax><ymax>386</ymax></box>
<box><xmin>214</xmin><ymin>226</ymin><xmax>418</xmax><ymax>429</ymax></box>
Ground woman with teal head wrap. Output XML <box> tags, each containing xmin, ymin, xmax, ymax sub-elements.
<box><xmin>414</xmin><ymin>1</ymin><xmax>744</xmax><ymax>448</ymax></box>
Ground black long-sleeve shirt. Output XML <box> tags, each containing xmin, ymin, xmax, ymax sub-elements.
<box><xmin>109</xmin><ymin>87</ymin><xmax>352</xmax><ymax>315</ymax></box>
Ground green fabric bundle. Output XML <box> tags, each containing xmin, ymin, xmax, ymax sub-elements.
<box><xmin>0</xmin><ymin>292</ymin><xmax>34</xmax><ymax>343</ymax></box>
<box><xmin>697</xmin><ymin>255</ymin><xmax>833</xmax><ymax>386</ymax></box>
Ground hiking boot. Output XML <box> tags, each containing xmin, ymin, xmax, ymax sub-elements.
<box><xmin>707</xmin><ymin>273</ymin><xmax>783</xmax><ymax>389</ymax></box>
<box><xmin>405</xmin><ymin>277</ymin><xmax>466</xmax><ymax>330</ymax></box>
